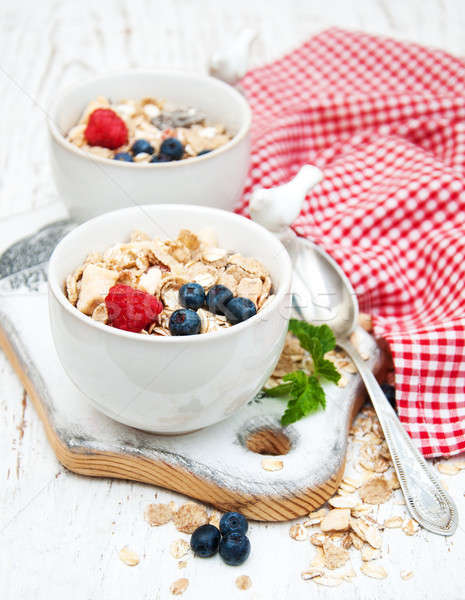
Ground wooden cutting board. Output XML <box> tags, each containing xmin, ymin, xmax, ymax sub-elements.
<box><xmin>0</xmin><ymin>204</ymin><xmax>385</xmax><ymax>521</ymax></box>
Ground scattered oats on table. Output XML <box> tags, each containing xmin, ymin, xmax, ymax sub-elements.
<box><xmin>173</xmin><ymin>502</ymin><xmax>209</xmax><ymax>534</ymax></box>
<box><xmin>437</xmin><ymin>462</ymin><xmax>461</xmax><ymax>475</ymax></box>
<box><xmin>170</xmin><ymin>577</ymin><xmax>189</xmax><ymax>596</ymax></box>
<box><xmin>118</xmin><ymin>546</ymin><xmax>140</xmax><ymax>566</ymax></box>
<box><xmin>359</xmin><ymin>477</ymin><xmax>392</xmax><ymax>504</ymax></box>
<box><xmin>235</xmin><ymin>575</ymin><xmax>252</xmax><ymax>590</ymax></box>
<box><xmin>144</xmin><ymin>502</ymin><xmax>174</xmax><ymax>526</ymax></box>
<box><xmin>320</xmin><ymin>508</ymin><xmax>351</xmax><ymax>532</ymax></box>
<box><xmin>289</xmin><ymin>523</ymin><xmax>307</xmax><ymax>541</ymax></box>
<box><xmin>360</xmin><ymin>562</ymin><xmax>388</xmax><ymax>579</ymax></box>
<box><xmin>170</xmin><ymin>539</ymin><xmax>190</xmax><ymax>559</ymax></box>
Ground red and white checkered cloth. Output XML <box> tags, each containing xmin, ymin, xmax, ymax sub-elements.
<box><xmin>237</xmin><ymin>28</ymin><xmax>465</xmax><ymax>458</ymax></box>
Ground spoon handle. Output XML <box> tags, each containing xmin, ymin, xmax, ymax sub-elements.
<box><xmin>338</xmin><ymin>339</ymin><xmax>458</xmax><ymax>536</ymax></box>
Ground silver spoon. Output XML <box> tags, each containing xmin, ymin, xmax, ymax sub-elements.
<box><xmin>250</xmin><ymin>166</ymin><xmax>458</xmax><ymax>536</ymax></box>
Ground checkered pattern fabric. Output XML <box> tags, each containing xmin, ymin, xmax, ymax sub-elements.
<box><xmin>237</xmin><ymin>28</ymin><xmax>465</xmax><ymax>458</ymax></box>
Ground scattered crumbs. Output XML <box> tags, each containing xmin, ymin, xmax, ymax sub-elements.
<box><xmin>173</xmin><ymin>502</ymin><xmax>209</xmax><ymax>534</ymax></box>
<box><xmin>235</xmin><ymin>575</ymin><xmax>252</xmax><ymax>590</ymax></box>
<box><xmin>209</xmin><ymin>511</ymin><xmax>221</xmax><ymax>529</ymax></box>
<box><xmin>118</xmin><ymin>546</ymin><xmax>140</xmax><ymax>566</ymax></box>
<box><xmin>313</xmin><ymin>575</ymin><xmax>343</xmax><ymax>587</ymax></box>
<box><xmin>400</xmin><ymin>570</ymin><xmax>414</xmax><ymax>581</ymax></box>
<box><xmin>322</xmin><ymin>540</ymin><xmax>349</xmax><ymax>569</ymax></box>
<box><xmin>437</xmin><ymin>462</ymin><xmax>461</xmax><ymax>475</ymax></box>
<box><xmin>320</xmin><ymin>508</ymin><xmax>351</xmax><ymax>532</ymax></box>
<box><xmin>289</xmin><ymin>523</ymin><xmax>307</xmax><ymax>541</ymax></box>
<box><xmin>301</xmin><ymin>567</ymin><xmax>325</xmax><ymax>581</ymax></box>
<box><xmin>144</xmin><ymin>502</ymin><xmax>174</xmax><ymax>526</ymax></box>
<box><xmin>402</xmin><ymin>519</ymin><xmax>419</xmax><ymax>536</ymax></box>
<box><xmin>360</xmin><ymin>562</ymin><xmax>387</xmax><ymax>579</ymax></box>
<box><xmin>170</xmin><ymin>539</ymin><xmax>190</xmax><ymax>559</ymax></box>
<box><xmin>261</xmin><ymin>457</ymin><xmax>283</xmax><ymax>471</ymax></box>
<box><xmin>178</xmin><ymin>560</ymin><xmax>188</xmax><ymax>569</ymax></box>
<box><xmin>384</xmin><ymin>516</ymin><xmax>403</xmax><ymax>529</ymax></box>
<box><xmin>170</xmin><ymin>578</ymin><xmax>189</xmax><ymax>595</ymax></box>
<box><xmin>359</xmin><ymin>477</ymin><xmax>392</xmax><ymax>504</ymax></box>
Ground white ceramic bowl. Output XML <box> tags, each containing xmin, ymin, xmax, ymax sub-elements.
<box><xmin>48</xmin><ymin>205</ymin><xmax>292</xmax><ymax>434</ymax></box>
<box><xmin>48</xmin><ymin>71</ymin><xmax>252</xmax><ymax>223</ymax></box>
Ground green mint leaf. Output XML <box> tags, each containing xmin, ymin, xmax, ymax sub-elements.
<box><xmin>280</xmin><ymin>374</ymin><xmax>326</xmax><ymax>426</ymax></box>
<box><xmin>263</xmin><ymin>382</ymin><xmax>293</xmax><ymax>397</ymax></box>
<box><xmin>288</xmin><ymin>320</ymin><xmax>336</xmax><ymax>354</ymax></box>
<box><xmin>316</xmin><ymin>358</ymin><xmax>341</xmax><ymax>384</ymax></box>
<box><xmin>282</xmin><ymin>370</ymin><xmax>308</xmax><ymax>392</ymax></box>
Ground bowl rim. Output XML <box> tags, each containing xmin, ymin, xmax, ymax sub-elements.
<box><xmin>48</xmin><ymin>204</ymin><xmax>292</xmax><ymax>345</ymax></box>
<box><xmin>47</xmin><ymin>69</ymin><xmax>252</xmax><ymax>169</ymax></box>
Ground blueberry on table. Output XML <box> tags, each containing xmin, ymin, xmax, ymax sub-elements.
<box><xmin>197</xmin><ymin>149</ymin><xmax>212</xmax><ymax>156</ymax></box>
<box><xmin>131</xmin><ymin>139</ymin><xmax>154</xmax><ymax>155</ymax></box>
<box><xmin>190</xmin><ymin>524</ymin><xmax>221</xmax><ymax>558</ymax></box>
<box><xmin>113</xmin><ymin>152</ymin><xmax>134</xmax><ymax>162</ymax></box>
<box><xmin>206</xmin><ymin>285</ymin><xmax>234</xmax><ymax>315</ymax></box>
<box><xmin>219</xmin><ymin>532</ymin><xmax>251</xmax><ymax>566</ymax></box>
<box><xmin>224</xmin><ymin>297</ymin><xmax>257</xmax><ymax>325</ymax></box>
<box><xmin>160</xmin><ymin>137</ymin><xmax>184</xmax><ymax>160</ymax></box>
<box><xmin>179</xmin><ymin>282</ymin><xmax>206</xmax><ymax>311</ymax></box>
<box><xmin>150</xmin><ymin>153</ymin><xmax>171</xmax><ymax>163</ymax></box>
<box><xmin>219</xmin><ymin>512</ymin><xmax>248</xmax><ymax>537</ymax></box>
<box><xmin>169</xmin><ymin>309</ymin><xmax>201</xmax><ymax>336</ymax></box>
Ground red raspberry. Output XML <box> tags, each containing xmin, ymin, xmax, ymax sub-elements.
<box><xmin>84</xmin><ymin>108</ymin><xmax>128</xmax><ymax>149</ymax></box>
<box><xmin>105</xmin><ymin>284</ymin><xmax>163</xmax><ymax>333</ymax></box>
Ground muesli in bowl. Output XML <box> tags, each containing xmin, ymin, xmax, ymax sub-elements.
<box><xmin>67</xmin><ymin>96</ymin><xmax>232</xmax><ymax>163</ymax></box>
<box><xmin>65</xmin><ymin>227</ymin><xmax>273</xmax><ymax>336</ymax></box>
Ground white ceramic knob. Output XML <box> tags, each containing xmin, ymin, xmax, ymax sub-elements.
<box><xmin>209</xmin><ymin>29</ymin><xmax>257</xmax><ymax>85</ymax></box>
<box><xmin>249</xmin><ymin>165</ymin><xmax>323</xmax><ymax>233</ymax></box>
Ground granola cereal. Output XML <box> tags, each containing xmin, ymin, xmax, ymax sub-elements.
<box><xmin>173</xmin><ymin>502</ymin><xmax>209</xmax><ymax>534</ymax></box>
<box><xmin>144</xmin><ymin>502</ymin><xmax>174</xmax><ymax>526</ymax></box>
<box><xmin>65</xmin><ymin>228</ymin><xmax>273</xmax><ymax>336</ymax></box>
<box><xmin>66</xmin><ymin>95</ymin><xmax>232</xmax><ymax>163</ymax></box>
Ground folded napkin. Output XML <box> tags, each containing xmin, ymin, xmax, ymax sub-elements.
<box><xmin>238</xmin><ymin>28</ymin><xmax>465</xmax><ymax>458</ymax></box>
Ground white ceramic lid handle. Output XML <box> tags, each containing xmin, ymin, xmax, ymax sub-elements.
<box><xmin>208</xmin><ymin>29</ymin><xmax>257</xmax><ymax>85</ymax></box>
<box><xmin>249</xmin><ymin>165</ymin><xmax>323</xmax><ymax>233</ymax></box>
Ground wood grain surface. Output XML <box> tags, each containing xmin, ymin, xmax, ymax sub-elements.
<box><xmin>2</xmin><ymin>1</ymin><xmax>465</xmax><ymax>599</ymax></box>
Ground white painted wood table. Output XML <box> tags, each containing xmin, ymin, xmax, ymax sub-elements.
<box><xmin>2</xmin><ymin>1</ymin><xmax>465</xmax><ymax>598</ymax></box>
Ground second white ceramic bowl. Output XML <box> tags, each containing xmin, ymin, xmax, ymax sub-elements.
<box><xmin>48</xmin><ymin>71</ymin><xmax>251</xmax><ymax>222</ymax></box>
<box><xmin>48</xmin><ymin>205</ymin><xmax>291</xmax><ymax>434</ymax></box>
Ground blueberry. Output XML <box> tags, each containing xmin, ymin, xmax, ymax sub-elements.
<box><xmin>114</xmin><ymin>152</ymin><xmax>133</xmax><ymax>162</ymax></box>
<box><xmin>206</xmin><ymin>285</ymin><xmax>234</xmax><ymax>315</ymax></box>
<box><xmin>150</xmin><ymin>153</ymin><xmax>171</xmax><ymax>163</ymax></box>
<box><xmin>169</xmin><ymin>309</ymin><xmax>201</xmax><ymax>336</ymax></box>
<box><xmin>381</xmin><ymin>383</ymin><xmax>396</xmax><ymax>408</ymax></box>
<box><xmin>131</xmin><ymin>139</ymin><xmax>154</xmax><ymax>155</ymax></box>
<box><xmin>160</xmin><ymin>137</ymin><xmax>184</xmax><ymax>160</ymax></box>
<box><xmin>179</xmin><ymin>282</ymin><xmax>206</xmax><ymax>311</ymax></box>
<box><xmin>190</xmin><ymin>524</ymin><xmax>221</xmax><ymax>558</ymax></box>
<box><xmin>197</xmin><ymin>149</ymin><xmax>212</xmax><ymax>156</ymax></box>
<box><xmin>224</xmin><ymin>297</ymin><xmax>257</xmax><ymax>325</ymax></box>
<box><xmin>219</xmin><ymin>512</ymin><xmax>248</xmax><ymax>537</ymax></box>
<box><xmin>219</xmin><ymin>532</ymin><xmax>251</xmax><ymax>566</ymax></box>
